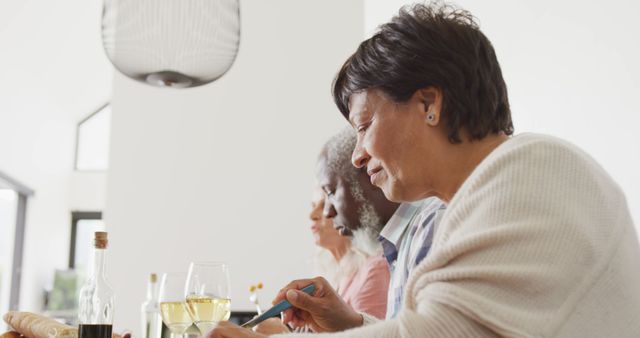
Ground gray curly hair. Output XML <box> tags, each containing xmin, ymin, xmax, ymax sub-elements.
<box><xmin>315</xmin><ymin>127</ymin><xmax>384</xmax><ymax>286</ymax></box>
<box><xmin>322</xmin><ymin>127</ymin><xmax>383</xmax><ymax>236</ymax></box>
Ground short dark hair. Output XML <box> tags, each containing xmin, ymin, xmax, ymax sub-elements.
<box><xmin>332</xmin><ymin>2</ymin><xmax>513</xmax><ymax>143</ymax></box>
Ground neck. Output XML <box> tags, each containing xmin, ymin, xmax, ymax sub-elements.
<box><xmin>329</xmin><ymin>242</ymin><xmax>349</xmax><ymax>261</ymax></box>
<box><xmin>373</xmin><ymin>200</ymin><xmax>400</xmax><ymax>225</ymax></box>
<box><xmin>437</xmin><ymin>133</ymin><xmax>508</xmax><ymax>202</ymax></box>
<box><xmin>357</xmin><ymin>172</ymin><xmax>400</xmax><ymax>225</ymax></box>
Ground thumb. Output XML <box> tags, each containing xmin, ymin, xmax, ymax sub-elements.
<box><xmin>286</xmin><ymin>289</ymin><xmax>317</xmax><ymax>312</ymax></box>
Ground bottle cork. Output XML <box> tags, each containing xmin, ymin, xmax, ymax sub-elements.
<box><xmin>94</xmin><ymin>231</ymin><xmax>108</xmax><ymax>249</ymax></box>
<box><xmin>150</xmin><ymin>273</ymin><xmax>157</xmax><ymax>283</ymax></box>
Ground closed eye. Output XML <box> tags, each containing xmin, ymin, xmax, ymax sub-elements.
<box><xmin>322</xmin><ymin>186</ymin><xmax>334</xmax><ymax>197</ymax></box>
<box><xmin>356</xmin><ymin>121</ymin><xmax>371</xmax><ymax>134</ymax></box>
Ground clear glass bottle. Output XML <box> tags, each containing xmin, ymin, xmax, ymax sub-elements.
<box><xmin>141</xmin><ymin>273</ymin><xmax>159</xmax><ymax>338</ymax></box>
<box><xmin>78</xmin><ymin>231</ymin><xmax>114</xmax><ymax>338</ymax></box>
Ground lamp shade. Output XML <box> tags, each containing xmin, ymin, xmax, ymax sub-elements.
<box><xmin>102</xmin><ymin>0</ymin><xmax>240</xmax><ymax>88</ymax></box>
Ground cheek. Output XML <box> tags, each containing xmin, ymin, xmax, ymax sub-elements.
<box><xmin>320</xmin><ymin>218</ymin><xmax>333</xmax><ymax>231</ymax></box>
<box><xmin>335</xmin><ymin>198</ymin><xmax>355</xmax><ymax>221</ymax></box>
<box><xmin>364</xmin><ymin>129</ymin><xmax>392</xmax><ymax>162</ymax></box>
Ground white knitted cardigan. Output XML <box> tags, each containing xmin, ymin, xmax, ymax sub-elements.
<box><xmin>280</xmin><ymin>133</ymin><xmax>640</xmax><ymax>338</ymax></box>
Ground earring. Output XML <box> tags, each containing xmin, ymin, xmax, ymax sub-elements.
<box><xmin>427</xmin><ymin>112</ymin><xmax>435</xmax><ymax>121</ymax></box>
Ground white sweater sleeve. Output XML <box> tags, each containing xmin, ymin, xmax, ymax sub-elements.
<box><xmin>274</xmin><ymin>302</ymin><xmax>496</xmax><ymax>338</ymax></box>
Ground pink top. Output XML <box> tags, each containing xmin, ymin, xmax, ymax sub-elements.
<box><xmin>337</xmin><ymin>255</ymin><xmax>390</xmax><ymax>319</ymax></box>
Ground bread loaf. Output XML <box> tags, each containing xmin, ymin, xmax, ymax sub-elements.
<box><xmin>3</xmin><ymin>312</ymin><xmax>75</xmax><ymax>338</ymax></box>
<box><xmin>0</xmin><ymin>332</ymin><xmax>23</xmax><ymax>338</ymax></box>
<box><xmin>2</xmin><ymin>312</ymin><xmax>125</xmax><ymax>338</ymax></box>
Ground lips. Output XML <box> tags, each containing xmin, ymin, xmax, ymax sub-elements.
<box><xmin>367</xmin><ymin>166</ymin><xmax>382</xmax><ymax>177</ymax></box>
<box><xmin>310</xmin><ymin>223</ymin><xmax>320</xmax><ymax>233</ymax></box>
<box><xmin>367</xmin><ymin>166</ymin><xmax>383</xmax><ymax>185</ymax></box>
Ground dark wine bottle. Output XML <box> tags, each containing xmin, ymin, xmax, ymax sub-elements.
<box><xmin>78</xmin><ymin>232</ymin><xmax>114</xmax><ymax>337</ymax></box>
<box><xmin>79</xmin><ymin>324</ymin><xmax>113</xmax><ymax>338</ymax></box>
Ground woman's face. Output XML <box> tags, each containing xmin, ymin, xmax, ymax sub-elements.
<box><xmin>309</xmin><ymin>187</ymin><xmax>350</xmax><ymax>250</ymax></box>
<box><xmin>349</xmin><ymin>89</ymin><xmax>440</xmax><ymax>202</ymax></box>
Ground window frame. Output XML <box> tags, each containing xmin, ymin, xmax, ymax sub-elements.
<box><xmin>68</xmin><ymin>211</ymin><xmax>103</xmax><ymax>269</ymax></box>
<box><xmin>74</xmin><ymin>103</ymin><xmax>110</xmax><ymax>172</ymax></box>
<box><xmin>0</xmin><ymin>170</ymin><xmax>34</xmax><ymax>311</ymax></box>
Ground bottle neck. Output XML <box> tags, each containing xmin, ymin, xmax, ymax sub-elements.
<box><xmin>147</xmin><ymin>280</ymin><xmax>157</xmax><ymax>301</ymax></box>
<box><xmin>93</xmin><ymin>247</ymin><xmax>107</xmax><ymax>280</ymax></box>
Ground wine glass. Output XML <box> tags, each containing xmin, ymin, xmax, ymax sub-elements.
<box><xmin>158</xmin><ymin>272</ymin><xmax>193</xmax><ymax>338</ymax></box>
<box><xmin>185</xmin><ymin>262</ymin><xmax>231</xmax><ymax>335</ymax></box>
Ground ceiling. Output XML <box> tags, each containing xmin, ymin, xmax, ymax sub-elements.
<box><xmin>0</xmin><ymin>0</ymin><xmax>113</xmax><ymax>123</ymax></box>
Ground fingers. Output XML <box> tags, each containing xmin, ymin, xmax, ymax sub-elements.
<box><xmin>273</xmin><ymin>278</ymin><xmax>317</xmax><ymax>304</ymax></box>
<box><xmin>273</xmin><ymin>276</ymin><xmax>329</xmax><ymax>304</ymax></box>
<box><xmin>253</xmin><ymin>318</ymin><xmax>289</xmax><ymax>335</ymax></box>
<box><xmin>206</xmin><ymin>321</ymin><xmax>233</xmax><ymax>338</ymax></box>
<box><xmin>285</xmin><ymin>288</ymin><xmax>318</xmax><ymax>312</ymax></box>
<box><xmin>281</xmin><ymin>308</ymin><xmax>294</xmax><ymax>324</ymax></box>
<box><xmin>282</xmin><ymin>307</ymin><xmax>308</xmax><ymax>327</ymax></box>
<box><xmin>207</xmin><ymin>321</ymin><xmax>266</xmax><ymax>338</ymax></box>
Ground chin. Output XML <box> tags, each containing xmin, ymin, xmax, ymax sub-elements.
<box><xmin>382</xmin><ymin>182</ymin><xmax>418</xmax><ymax>203</ymax></box>
<box><xmin>380</xmin><ymin>183</ymin><xmax>403</xmax><ymax>203</ymax></box>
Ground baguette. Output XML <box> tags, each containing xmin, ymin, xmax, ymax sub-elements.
<box><xmin>0</xmin><ymin>332</ymin><xmax>22</xmax><ymax>338</ymax></box>
<box><xmin>3</xmin><ymin>312</ymin><xmax>75</xmax><ymax>338</ymax></box>
<box><xmin>2</xmin><ymin>312</ymin><xmax>123</xmax><ymax>338</ymax></box>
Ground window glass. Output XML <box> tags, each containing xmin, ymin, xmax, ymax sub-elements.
<box><xmin>76</xmin><ymin>105</ymin><xmax>111</xmax><ymax>171</ymax></box>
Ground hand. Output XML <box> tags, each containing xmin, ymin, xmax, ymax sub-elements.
<box><xmin>206</xmin><ymin>321</ymin><xmax>266</xmax><ymax>338</ymax></box>
<box><xmin>253</xmin><ymin>318</ymin><xmax>290</xmax><ymax>335</ymax></box>
<box><xmin>273</xmin><ymin>277</ymin><xmax>363</xmax><ymax>332</ymax></box>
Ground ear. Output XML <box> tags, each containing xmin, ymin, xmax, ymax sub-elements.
<box><xmin>415</xmin><ymin>86</ymin><xmax>443</xmax><ymax>126</ymax></box>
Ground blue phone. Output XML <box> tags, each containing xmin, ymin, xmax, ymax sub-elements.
<box><xmin>240</xmin><ymin>284</ymin><xmax>316</xmax><ymax>329</ymax></box>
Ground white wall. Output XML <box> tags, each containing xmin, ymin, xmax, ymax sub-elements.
<box><xmin>0</xmin><ymin>115</ymin><xmax>107</xmax><ymax>313</ymax></box>
<box><xmin>365</xmin><ymin>0</ymin><xmax>640</xmax><ymax>229</ymax></box>
<box><xmin>0</xmin><ymin>0</ymin><xmax>111</xmax><ymax>312</ymax></box>
<box><xmin>105</xmin><ymin>0</ymin><xmax>364</xmax><ymax>334</ymax></box>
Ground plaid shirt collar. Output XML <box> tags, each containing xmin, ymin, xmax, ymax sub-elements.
<box><xmin>379</xmin><ymin>201</ymin><xmax>424</xmax><ymax>265</ymax></box>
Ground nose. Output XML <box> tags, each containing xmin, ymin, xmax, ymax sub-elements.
<box><xmin>309</xmin><ymin>201</ymin><xmax>322</xmax><ymax>221</ymax></box>
<box><xmin>322</xmin><ymin>199</ymin><xmax>337</xmax><ymax>219</ymax></box>
<box><xmin>351</xmin><ymin>138</ymin><xmax>369</xmax><ymax>169</ymax></box>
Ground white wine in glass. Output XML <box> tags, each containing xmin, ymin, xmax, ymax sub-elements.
<box><xmin>185</xmin><ymin>262</ymin><xmax>231</xmax><ymax>334</ymax></box>
<box><xmin>159</xmin><ymin>273</ymin><xmax>193</xmax><ymax>337</ymax></box>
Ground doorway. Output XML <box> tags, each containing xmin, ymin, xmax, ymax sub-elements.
<box><xmin>0</xmin><ymin>170</ymin><xmax>33</xmax><ymax>316</ymax></box>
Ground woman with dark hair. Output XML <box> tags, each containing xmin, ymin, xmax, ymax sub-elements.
<box><xmin>208</xmin><ymin>3</ymin><xmax>640</xmax><ymax>338</ymax></box>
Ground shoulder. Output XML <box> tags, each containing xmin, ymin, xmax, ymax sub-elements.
<box><xmin>366</xmin><ymin>255</ymin><xmax>389</xmax><ymax>270</ymax></box>
<box><xmin>436</xmin><ymin>132</ymin><xmax>629</xmax><ymax>252</ymax></box>
<box><xmin>354</xmin><ymin>256</ymin><xmax>389</xmax><ymax>284</ymax></box>
<box><xmin>481</xmin><ymin>133</ymin><xmax>604</xmax><ymax>172</ymax></box>
<box><xmin>455</xmin><ymin>133</ymin><xmax>623</xmax><ymax>203</ymax></box>
<box><xmin>360</xmin><ymin>256</ymin><xmax>389</xmax><ymax>275</ymax></box>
